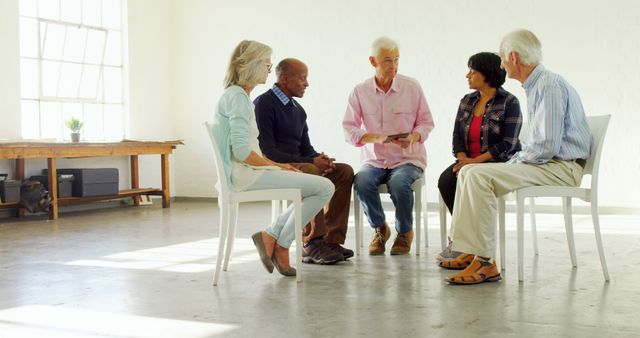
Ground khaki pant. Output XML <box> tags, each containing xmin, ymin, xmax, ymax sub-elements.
<box><xmin>290</xmin><ymin>162</ymin><xmax>354</xmax><ymax>244</ymax></box>
<box><xmin>450</xmin><ymin>160</ymin><xmax>584</xmax><ymax>258</ymax></box>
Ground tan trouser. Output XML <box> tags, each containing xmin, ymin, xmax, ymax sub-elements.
<box><xmin>450</xmin><ymin>160</ymin><xmax>584</xmax><ymax>258</ymax></box>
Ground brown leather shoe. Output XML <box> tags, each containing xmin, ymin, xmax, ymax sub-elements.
<box><xmin>369</xmin><ymin>223</ymin><xmax>391</xmax><ymax>255</ymax></box>
<box><xmin>390</xmin><ymin>230</ymin><xmax>414</xmax><ymax>255</ymax></box>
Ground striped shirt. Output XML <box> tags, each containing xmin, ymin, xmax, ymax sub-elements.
<box><xmin>509</xmin><ymin>65</ymin><xmax>592</xmax><ymax>164</ymax></box>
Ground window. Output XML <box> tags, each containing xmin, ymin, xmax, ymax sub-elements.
<box><xmin>19</xmin><ymin>0</ymin><xmax>126</xmax><ymax>141</ymax></box>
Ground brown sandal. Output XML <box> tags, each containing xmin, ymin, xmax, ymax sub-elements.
<box><xmin>437</xmin><ymin>253</ymin><xmax>474</xmax><ymax>269</ymax></box>
<box><xmin>446</xmin><ymin>260</ymin><xmax>502</xmax><ymax>285</ymax></box>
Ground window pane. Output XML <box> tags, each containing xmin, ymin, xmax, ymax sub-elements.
<box><xmin>19</xmin><ymin>18</ymin><xmax>39</xmax><ymax>57</ymax></box>
<box><xmin>103</xmin><ymin>66</ymin><xmax>122</xmax><ymax>103</ymax></box>
<box><xmin>104</xmin><ymin>104</ymin><xmax>123</xmax><ymax>140</ymax></box>
<box><xmin>38</xmin><ymin>0</ymin><xmax>60</xmax><ymax>20</ymax></box>
<box><xmin>42</xmin><ymin>23</ymin><xmax>66</xmax><ymax>60</ymax></box>
<box><xmin>40</xmin><ymin>102</ymin><xmax>63</xmax><ymax>139</ymax></box>
<box><xmin>83</xmin><ymin>103</ymin><xmax>103</xmax><ymax>140</ymax></box>
<box><xmin>58</xmin><ymin>62</ymin><xmax>83</xmax><ymax>97</ymax></box>
<box><xmin>96</xmin><ymin>70</ymin><xmax>103</xmax><ymax>100</ymax></box>
<box><xmin>61</xmin><ymin>0</ymin><xmax>82</xmax><ymax>23</ymax></box>
<box><xmin>42</xmin><ymin>60</ymin><xmax>61</xmax><ymax>97</ymax></box>
<box><xmin>82</xmin><ymin>0</ymin><xmax>102</xmax><ymax>26</ymax></box>
<box><xmin>84</xmin><ymin>29</ymin><xmax>106</xmax><ymax>64</ymax></box>
<box><xmin>62</xmin><ymin>102</ymin><xmax>83</xmax><ymax>140</ymax></box>
<box><xmin>79</xmin><ymin>64</ymin><xmax>100</xmax><ymax>99</ymax></box>
<box><xmin>21</xmin><ymin>100</ymin><xmax>40</xmax><ymax>139</ymax></box>
<box><xmin>102</xmin><ymin>0</ymin><xmax>121</xmax><ymax>29</ymax></box>
<box><xmin>20</xmin><ymin>0</ymin><xmax>38</xmax><ymax>17</ymax></box>
<box><xmin>103</xmin><ymin>31</ymin><xmax>121</xmax><ymax>66</ymax></box>
<box><xmin>62</xmin><ymin>26</ymin><xmax>86</xmax><ymax>62</ymax></box>
<box><xmin>20</xmin><ymin>59</ymin><xmax>39</xmax><ymax>99</ymax></box>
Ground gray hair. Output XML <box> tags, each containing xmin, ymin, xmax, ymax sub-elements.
<box><xmin>371</xmin><ymin>36</ymin><xmax>399</xmax><ymax>57</ymax></box>
<box><xmin>500</xmin><ymin>29</ymin><xmax>542</xmax><ymax>66</ymax></box>
<box><xmin>223</xmin><ymin>40</ymin><xmax>272</xmax><ymax>88</ymax></box>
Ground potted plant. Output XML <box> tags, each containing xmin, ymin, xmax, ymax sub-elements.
<box><xmin>65</xmin><ymin>117</ymin><xmax>83</xmax><ymax>142</ymax></box>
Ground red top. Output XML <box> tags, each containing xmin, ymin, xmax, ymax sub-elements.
<box><xmin>467</xmin><ymin>115</ymin><xmax>483</xmax><ymax>158</ymax></box>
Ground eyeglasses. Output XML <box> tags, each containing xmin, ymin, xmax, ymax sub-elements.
<box><xmin>265</xmin><ymin>63</ymin><xmax>273</xmax><ymax>72</ymax></box>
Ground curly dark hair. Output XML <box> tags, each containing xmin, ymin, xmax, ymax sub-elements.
<box><xmin>468</xmin><ymin>52</ymin><xmax>506</xmax><ymax>88</ymax></box>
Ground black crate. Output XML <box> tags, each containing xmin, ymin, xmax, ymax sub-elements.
<box><xmin>29</xmin><ymin>175</ymin><xmax>74</xmax><ymax>197</ymax></box>
<box><xmin>43</xmin><ymin>168</ymin><xmax>118</xmax><ymax>197</ymax></box>
<box><xmin>0</xmin><ymin>174</ymin><xmax>21</xmax><ymax>203</ymax></box>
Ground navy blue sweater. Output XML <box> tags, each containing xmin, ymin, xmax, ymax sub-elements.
<box><xmin>253</xmin><ymin>89</ymin><xmax>319</xmax><ymax>163</ymax></box>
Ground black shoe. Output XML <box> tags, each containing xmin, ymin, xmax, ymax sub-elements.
<box><xmin>302</xmin><ymin>239</ymin><xmax>343</xmax><ymax>265</ymax></box>
<box><xmin>325</xmin><ymin>243</ymin><xmax>354</xmax><ymax>260</ymax></box>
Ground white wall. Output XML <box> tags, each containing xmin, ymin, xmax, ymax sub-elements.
<box><xmin>127</xmin><ymin>0</ymin><xmax>176</xmax><ymax>190</ymax></box>
<box><xmin>0</xmin><ymin>0</ymin><xmax>21</xmax><ymax>177</ymax></box>
<box><xmin>0</xmin><ymin>0</ymin><xmax>175</xmax><ymax>193</ymax></box>
<box><xmin>170</xmin><ymin>0</ymin><xmax>640</xmax><ymax>209</ymax></box>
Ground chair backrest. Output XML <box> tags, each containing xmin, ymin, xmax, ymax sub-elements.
<box><xmin>518</xmin><ymin>121</ymin><xmax>530</xmax><ymax>143</ymax></box>
<box><xmin>204</xmin><ymin>122</ymin><xmax>230</xmax><ymax>202</ymax></box>
<box><xmin>584</xmin><ymin>115</ymin><xmax>611</xmax><ymax>190</ymax></box>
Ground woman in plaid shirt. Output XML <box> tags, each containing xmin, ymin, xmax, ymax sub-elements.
<box><xmin>437</xmin><ymin>52</ymin><xmax>523</xmax><ymax>269</ymax></box>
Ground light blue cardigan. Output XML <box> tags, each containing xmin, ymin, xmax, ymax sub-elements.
<box><xmin>211</xmin><ymin>85</ymin><xmax>255</xmax><ymax>188</ymax></box>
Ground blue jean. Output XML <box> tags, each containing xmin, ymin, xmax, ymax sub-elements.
<box><xmin>245</xmin><ymin>170</ymin><xmax>334</xmax><ymax>248</ymax></box>
<box><xmin>353</xmin><ymin>164</ymin><xmax>423</xmax><ymax>234</ymax></box>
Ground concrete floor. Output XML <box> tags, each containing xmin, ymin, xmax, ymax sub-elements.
<box><xmin>1</xmin><ymin>200</ymin><xmax>639</xmax><ymax>338</ymax></box>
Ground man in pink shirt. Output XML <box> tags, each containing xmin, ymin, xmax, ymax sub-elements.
<box><xmin>343</xmin><ymin>37</ymin><xmax>435</xmax><ymax>255</ymax></box>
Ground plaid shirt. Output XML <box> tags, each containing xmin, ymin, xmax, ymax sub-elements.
<box><xmin>452</xmin><ymin>87</ymin><xmax>522</xmax><ymax>161</ymax></box>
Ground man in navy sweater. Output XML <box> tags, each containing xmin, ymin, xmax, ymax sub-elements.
<box><xmin>254</xmin><ymin>58</ymin><xmax>354</xmax><ymax>264</ymax></box>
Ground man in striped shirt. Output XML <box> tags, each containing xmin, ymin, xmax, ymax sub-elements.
<box><xmin>441</xmin><ymin>29</ymin><xmax>593</xmax><ymax>285</ymax></box>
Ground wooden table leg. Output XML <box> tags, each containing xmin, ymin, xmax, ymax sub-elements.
<box><xmin>130</xmin><ymin>155</ymin><xmax>140</xmax><ymax>206</ymax></box>
<box><xmin>161</xmin><ymin>154</ymin><xmax>170</xmax><ymax>208</ymax></box>
<box><xmin>47</xmin><ymin>158</ymin><xmax>58</xmax><ymax>220</ymax></box>
<box><xmin>15</xmin><ymin>159</ymin><xmax>25</xmax><ymax>217</ymax></box>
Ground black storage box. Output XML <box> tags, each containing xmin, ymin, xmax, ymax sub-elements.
<box><xmin>43</xmin><ymin>168</ymin><xmax>119</xmax><ymax>197</ymax></box>
<box><xmin>0</xmin><ymin>174</ymin><xmax>21</xmax><ymax>203</ymax></box>
<box><xmin>29</xmin><ymin>175</ymin><xmax>74</xmax><ymax>197</ymax></box>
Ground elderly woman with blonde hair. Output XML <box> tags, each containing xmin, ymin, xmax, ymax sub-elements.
<box><xmin>211</xmin><ymin>40</ymin><xmax>334</xmax><ymax>277</ymax></box>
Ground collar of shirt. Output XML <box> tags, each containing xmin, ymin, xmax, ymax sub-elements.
<box><xmin>523</xmin><ymin>64</ymin><xmax>545</xmax><ymax>91</ymax></box>
<box><xmin>271</xmin><ymin>84</ymin><xmax>297</xmax><ymax>107</ymax></box>
<box><xmin>467</xmin><ymin>87</ymin><xmax>508</xmax><ymax>104</ymax></box>
<box><xmin>371</xmin><ymin>76</ymin><xmax>399</xmax><ymax>94</ymax></box>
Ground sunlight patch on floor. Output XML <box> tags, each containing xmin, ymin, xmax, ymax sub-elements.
<box><xmin>0</xmin><ymin>305</ymin><xmax>237</xmax><ymax>338</ymax></box>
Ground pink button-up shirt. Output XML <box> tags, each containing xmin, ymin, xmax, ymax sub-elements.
<box><xmin>342</xmin><ymin>74</ymin><xmax>435</xmax><ymax>169</ymax></box>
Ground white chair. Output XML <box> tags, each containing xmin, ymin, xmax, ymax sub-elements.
<box><xmin>498</xmin><ymin>115</ymin><xmax>611</xmax><ymax>282</ymax></box>
<box><xmin>205</xmin><ymin>122</ymin><xmax>303</xmax><ymax>285</ymax></box>
<box><xmin>353</xmin><ymin>177</ymin><xmax>427</xmax><ymax>255</ymax></box>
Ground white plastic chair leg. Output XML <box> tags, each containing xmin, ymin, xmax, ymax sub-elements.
<box><xmin>213</xmin><ymin>203</ymin><xmax>230</xmax><ymax>286</ymax></box>
<box><xmin>353</xmin><ymin>193</ymin><xmax>362</xmax><ymax>255</ymax></box>
<box><xmin>223</xmin><ymin>203</ymin><xmax>238</xmax><ymax>271</ymax></box>
<box><xmin>517</xmin><ymin>196</ymin><xmax>525</xmax><ymax>282</ymax></box>
<box><xmin>498</xmin><ymin>198</ymin><xmax>506</xmax><ymax>272</ymax></box>
<box><xmin>438</xmin><ymin>194</ymin><xmax>447</xmax><ymax>251</ymax></box>
<box><xmin>422</xmin><ymin>184</ymin><xmax>428</xmax><ymax>249</ymax></box>
<box><xmin>414</xmin><ymin>188</ymin><xmax>421</xmax><ymax>255</ymax></box>
<box><xmin>271</xmin><ymin>200</ymin><xmax>280</xmax><ymax>223</ymax></box>
<box><xmin>562</xmin><ymin>197</ymin><xmax>578</xmax><ymax>268</ymax></box>
<box><xmin>529</xmin><ymin>197</ymin><xmax>539</xmax><ymax>256</ymax></box>
<box><xmin>591</xmin><ymin>199</ymin><xmax>610</xmax><ymax>281</ymax></box>
<box><xmin>294</xmin><ymin>199</ymin><xmax>302</xmax><ymax>282</ymax></box>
